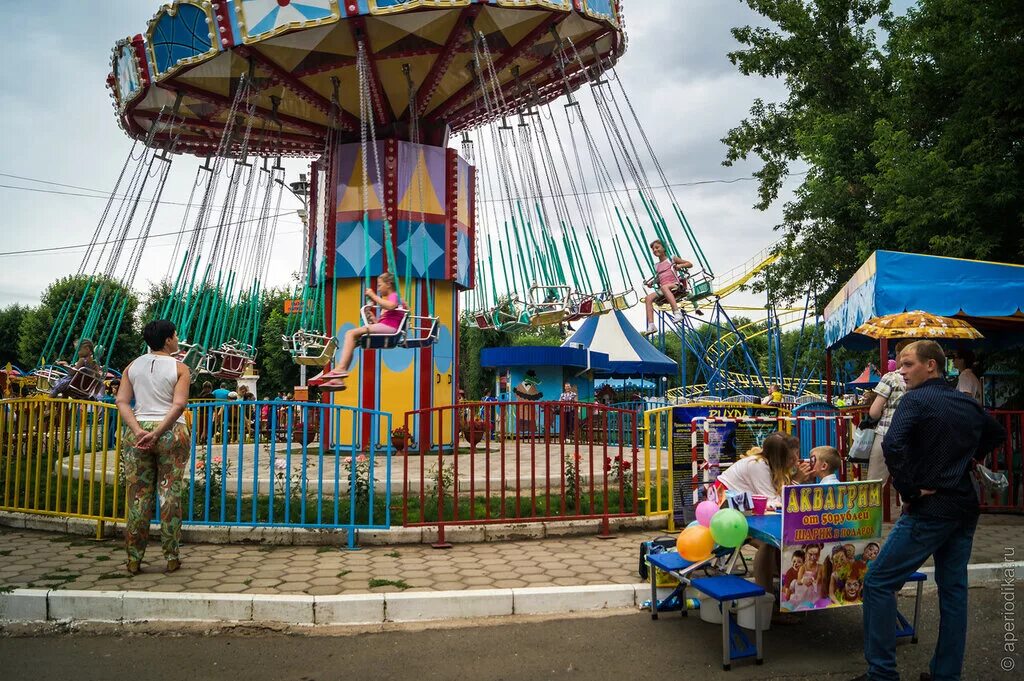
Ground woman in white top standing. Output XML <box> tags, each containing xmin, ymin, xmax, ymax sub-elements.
<box><xmin>954</xmin><ymin>350</ymin><xmax>984</xmax><ymax>404</ymax></box>
<box><xmin>116</xmin><ymin>320</ymin><xmax>190</xmax><ymax>575</ymax></box>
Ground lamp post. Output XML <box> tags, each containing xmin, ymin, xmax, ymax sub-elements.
<box><xmin>287</xmin><ymin>173</ymin><xmax>310</xmax><ymax>387</ymax></box>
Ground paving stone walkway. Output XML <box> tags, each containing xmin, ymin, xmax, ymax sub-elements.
<box><xmin>1</xmin><ymin>514</ymin><xmax>1020</xmax><ymax>598</ymax></box>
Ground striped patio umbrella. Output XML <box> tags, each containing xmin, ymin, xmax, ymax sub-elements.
<box><xmin>854</xmin><ymin>311</ymin><xmax>984</xmax><ymax>340</ymax></box>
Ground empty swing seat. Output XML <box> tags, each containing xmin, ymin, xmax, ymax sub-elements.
<box><xmin>290</xmin><ymin>331</ymin><xmax>337</xmax><ymax>366</ymax></box>
<box><xmin>209</xmin><ymin>343</ymin><xmax>255</xmax><ymax>380</ymax></box>
<box><xmin>174</xmin><ymin>343</ymin><xmax>206</xmax><ymax>376</ymax></box>
<box><xmin>63</xmin><ymin>366</ymin><xmax>104</xmax><ymax>400</ymax></box>
<box><xmin>33</xmin><ymin>365</ymin><xmax>68</xmax><ymax>395</ymax></box>
<box><xmin>402</xmin><ymin>315</ymin><xmax>439</xmax><ymax>349</ymax></box>
<box><xmin>473</xmin><ymin>312</ymin><xmax>495</xmax><ymax>330</ymax></box>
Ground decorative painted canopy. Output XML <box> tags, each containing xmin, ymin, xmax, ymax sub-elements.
<box><xmin>562</xmin><ymin>310</ymin><xmax>677</xmax><ymax>377</ymax></box>
<box><xmin>107</xmin><ymin>0</ymin><xmax>625</xmax><ymax>156</ymax></box>
<box><xmin>853</xmin><ymin>311</ymin><xmax>984</xmax><ymax>341</ymax></box>
<box><xmin>824</xmin><ymin>251</ymin><xmax>1024</xmax><ymax>349</ymax></box>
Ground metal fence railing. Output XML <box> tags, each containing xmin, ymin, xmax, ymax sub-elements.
<box><xmin>185</xmin><ymin>400</ymin><xmax>393</xmax><ymax>546</ymax></box>
<box><xmin>1</xmin><ymin>397</ymin><xmax>124</xmax><ymax>535</ymax></box>
<box><xmin>400</xmin><ymin>401</ymin><xmax>639</xmax><ymax>545</ymax></box>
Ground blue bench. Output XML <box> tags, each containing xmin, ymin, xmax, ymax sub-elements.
<box><xmin>645</xmin><ymin>551</ymin><xmax>710</xmax><ymax>620</ymax></box>
<box><xmin>896</xmin><ymin>571</ymin><xmax>928</xmax><ymax>643</ymax></box>
<box><xmin>690</xmin><ymin>575</ymin><xmax>766</xmax><ymax>671</ymax></box>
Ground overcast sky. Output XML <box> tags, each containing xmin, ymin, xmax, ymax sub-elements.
<box><xmin>0</xmin><ymin>0</ymin><xmax>913</xmax><ymax>316</ymax></box>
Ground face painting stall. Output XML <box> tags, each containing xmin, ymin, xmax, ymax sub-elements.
<box><xmin>644</xmin><ymin>475</ymin><xmax>926</xmax><ymax>671</ymax></box>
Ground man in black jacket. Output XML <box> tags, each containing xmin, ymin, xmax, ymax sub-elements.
<box><xmin>853</xmin><ymin>340</ymin><xmax>1005</xmax><ymax>681</ymax></box>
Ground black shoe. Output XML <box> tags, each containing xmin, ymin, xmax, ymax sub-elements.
<box><xmin>695</xmin><ymin>309</ymin><xmax>705</xmax><ymax>317</ymax></box>
<box><xmin>920</xmin><ymin>674</ymin><xmax>932</xmax><ymax>681</ymax></box>
<box><xmin>847</xmin><ymin>675</ymin><xmax>869</xmax><ymax>681</ymax></box>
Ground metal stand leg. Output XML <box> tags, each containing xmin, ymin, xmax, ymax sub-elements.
<box><xmin>650</xmin><ymin>564</ymin><xmax>658</xmax><ymax>620</ymax></box>
<box><xmin>912</xmin><ymin>580</ymin><xmax>923</xmax><ymax>644</ymax></box>
<box><xmin>755</xmin><ymin>597</ymin><xmax>764</xmax><ymax>664</ymax></box>
<box><xmin>722</xmin><ymin>602</ymin><xmax>731</xmax><ymax>671</ymax></box>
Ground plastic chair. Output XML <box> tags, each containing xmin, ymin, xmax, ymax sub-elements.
<box><xmin>357</xmin><ymin>305</ymin><xmax>408</xmax><ymax>350</ymax></box>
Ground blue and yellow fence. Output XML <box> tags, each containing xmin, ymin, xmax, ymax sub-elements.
<box><xmin>0</xmin><ymin>396</ymin><xmax>124</xmax><ymax>537</ymax></box>
<box><xmin>1</xmin><ymin>397</ymin><xmax>392</xmax><ymax>547</ymax></box>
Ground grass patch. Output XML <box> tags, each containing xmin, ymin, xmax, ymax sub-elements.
<box><xmin>243</xmin><ymin>579</ymin><xmax>252</xmax><ymax>586</ymax></box>
<box><xmin>0</xmin><ymin>550</ymin><xmax>13</xmax><ymax>556</ymax></box>
<box><xmin>97</xmin><ymin>572</ymin><xmax>125</xmax><ymax>580</ymax></box>
<box><xmin>38</xmin><ymin>573</ymin><xmax>79</xmax><ymax>587</ymax></box>
<box><xmin>384</xmin><ymin>550</ymin><xmax>400</xmax><ymax>558</ymax></box>
<box><xmin>315</xmin><ymin>546</ymin><xmax>333</xmax><ymax>554</ymax></box>
<box><xmin>74</xmin><ymin>553</ymin><xmax>84</xmax><ymax>558</ymax></box>
<box><xmin>368</xmin><ymin>578</ymin><xmax>410</xmax><ymax>590</ymax></box>
<box><xmin>336</xmin><ymin>570</ymin><xmax>351</xmax><ymax>577</ymax></box>
<box><xmin>258</xmin><ymin>546</ymin><xmax>275</xmax><ymax>552</ymax></box>
<box><xmin>0</xmin><ymin>585</ymin><xmax>14</xmax><ymax>594</ymax></box>
<box><xmin>94</xmin><ymin>555</ymin><xmax>111</xmax><ymax>562</ymax></box>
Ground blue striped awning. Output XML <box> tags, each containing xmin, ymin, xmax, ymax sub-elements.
<box><xmin>562</xmin><ymin>310</ymin><xmax>677</xmax><ymax>377</ymax></box>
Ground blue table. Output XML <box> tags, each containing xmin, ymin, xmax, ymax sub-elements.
<box><xmin>745</xmin><ymin>513</ymin><xmax>781</xmax><ymax>548</ymax></box>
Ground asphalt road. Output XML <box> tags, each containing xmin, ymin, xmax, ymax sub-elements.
<box><xmin>1</xmin><ymin>586</ymin><xmax>1019</xmax><ymax>681</ymax></box>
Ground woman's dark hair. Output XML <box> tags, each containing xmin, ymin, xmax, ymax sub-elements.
<box><xmin>143</xmin><ymin>319</ymin><xmax>176</xmax><ymax>351</ymax></box>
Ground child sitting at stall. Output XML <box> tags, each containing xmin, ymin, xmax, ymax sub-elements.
<box><xmin>309</xmin><ymin>272</ymin><xmax>405</xmax><ymax>392</ymax></box>
<box><xmin>643</xmin><ymin>240</ymin><xmax>695</xmax><ymax>335</ymax></box>
<box><xmin>809</xmin><ymin>446</ymin><xmax>842</xmax><ymax>484</ymax></box>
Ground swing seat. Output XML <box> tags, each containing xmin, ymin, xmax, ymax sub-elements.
<box><xmin>175</xmin><ymin>343</ymin><xmax>206</xmax><ymax>376</ymax></box>
<box><xmin>644</xmin><ymin>275</ymin><xmax>689</xmax><ymax>308</ymax></box>
<box><xmin>63</xmin><ymin>366</ymin><xmax>105</xmax><ymax>401</ymax></box>
<box><xmin>33</xmin><ymin>366</ymin><xmax>68</xmax><ymax>395</ymax></box>
<box><xmin>294</xmin><ymin>334</ymin><xmax>337</xmax><ymax>367</ymax></box>
<box><xmin>208</xmin><ymin>342</ymin><xmax>255</xmax><ymax>380</ymax></box>
<box><xmin>357</xmin><ymin>305</ymin><xmax>408</xmax><ymax>351</ymax></box>
<box><xmin>402</xmin><ymin>315</ymin><xmax>439</xmax><ymax>349</ymax></box>
<box><xmin>473</xmin><ymin>311</ymin><xmax>495</xmax><ymax>330</ymax></box>
<box><xmin>527</xmin><ymin>284</ymin><xmax>571</xmax><ymax>307</ymax></box>
<box><xmin>528</xmin><ymin>307</ymin><xmax>569</xmax><ymax>327</ymax></box>
<box><xmin>686</xmin><ymin>271</ymin><xmax>714</xmax><ymax>302</ymax></box>
<box><xmin>610</xmin><ymin>288</ymin><xmax>638</xmax><ymax>310</ymax></box>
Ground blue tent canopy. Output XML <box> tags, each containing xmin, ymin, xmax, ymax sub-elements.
<box><xmin>562</xmin><ymin>310</ymin><xmax>677</xmax><ymax>377</ymax></box>
<box><xmin>480</xmin><ymin>346</ymin><xmax>609</xmax><ymax>373</ymax></box>
<box><xmin>824</xmin><ymin>251</ymin><xmax>1024</xmax><ymax>350</ymax></box>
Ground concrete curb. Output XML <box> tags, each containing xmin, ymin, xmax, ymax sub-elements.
<box><xmin>2</xmin><ymin>562</ymin><xmax>1019</xmax><ymax>626</ymax></box>
<box><xmin>0</xmin><ymin>511</ymin><xmax>669</xmax><ymax>546</ymax></box>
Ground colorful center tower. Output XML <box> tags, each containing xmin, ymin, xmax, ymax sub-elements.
<box><xmin>317</xmin><ymin>140</ymin><xmax>474</xmax><ymax>446</ymax></box>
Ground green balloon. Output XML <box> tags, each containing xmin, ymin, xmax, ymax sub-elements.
<box><xmin>709</xmin><ymin>508</ymin><xmax>749</xmax><ymax>548</ymax></box>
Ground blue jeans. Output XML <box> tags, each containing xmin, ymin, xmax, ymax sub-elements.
<box><xmin>863</xmin><ymin>512</ymin><xmax>978</xmax><ymax>681</ymax></box>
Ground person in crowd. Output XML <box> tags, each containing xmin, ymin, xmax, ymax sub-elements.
<box><xmin>865</xmin><ymin>340</ymin><xmax>911</xmax><ymax>484</ymax></box>
<box><xmin>715</xmin><ymin>433</ymin><xmax>812</xmax><ymax>596</ymax></box>
<box><xmin>760</xmin><ymin>383</ymin><xmax>784</xmax><ymax>406</ymax></box>
<box><xmin>854</xmin><ymin>341</ymin><xmax>1005</xmax><ymax>681</ymax></box>
<box><xmin>953</xmin><ymin>349</ymin><xmax>983</xmax><ymax>404</ymax></box>
<box><xmin>50</xmin><ymin>339</ymin><xmax>103</xmax><ymax>399</ymax></box>
<box><xmin>559</xmin><ymin>382</ymin><xmax>577</xmax><ymax>440</ymax></box>
<box><xmin>198</xmin><ymin>381</ymin><xmax>214</xmax><ymax>399</ymax></box>
<box><xmin>810</xmin><ymin>446</ymin><xmax>842</xmax><ymax>484</ymax></box>
<box><xmin>642</xmin><ymin>240</ymin><xmax>695</xmax><ymax>335</ymax></box>
<box><xmin>211</xmin><ymin>382</ymin><xmax>231</xmax><ymax>401</ymax></box>
<box><xmin>116</xmin><ymin>320</ymin><xmax>190</xmax><ymax>575</ymax></box>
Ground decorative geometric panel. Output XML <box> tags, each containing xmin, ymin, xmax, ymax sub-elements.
<box><xmin>238</xmin><ymin>0</ymin><xmax>339</xmax><ymax>43</ymax></box>
<box><xmin>456</xmin><ymin>231</ymin><xmax>470</xmax><ymax>288</ymax></box>
<box><xmin>582</xmin><ymin>0</ymin><xmax>616</xmax><ymax>22</ymax></box>
<box><xmin>113</xmin><ymin>41</ymin><xmax>142</xmax><ymax>105</ymax></box>
<box><xmin>148</xmin><ymin>3</ymin><xmax>216</xmax><ymax>76</ymax></box>
<box><xmin>396</xmin><ymin>221</ymin><xmax>447</xmax><ymax>279</ymax></box>
<box><xmin>334</xmin><ymin>220</ymin><xmax>384</xmax><ymax>278</ymax></box>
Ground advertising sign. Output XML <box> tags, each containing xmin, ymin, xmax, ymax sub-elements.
<box><xmin>780</xmin><ymin>481</ymin><xmax>884</xmax><ymax>612</ymax></box>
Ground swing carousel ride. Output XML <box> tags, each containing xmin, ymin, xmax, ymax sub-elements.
<box><xmin>10</xmin><ymin>0</ymin><xmax>825</xmax><ymax>422</ymax></box>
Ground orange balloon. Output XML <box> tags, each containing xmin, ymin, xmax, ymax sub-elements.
<box><xmin>676</xmin><ymin>525</ymin><xmax>715</xmax><ymax>562</ymax></box>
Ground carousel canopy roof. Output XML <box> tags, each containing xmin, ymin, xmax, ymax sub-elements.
<box><xmin>824</xmin><ymin>251</ymin><xmax>1024</xmax><ymax>350</ymax></box>
<box><xmin>108</xmin><ymin>0</ymin><xmax>625</xmax><ymax>156</ymax></box>
<box><xmin>562</xmin><ymin>310</ymin><xmax>677</xmax><ymax>377</ymax></box>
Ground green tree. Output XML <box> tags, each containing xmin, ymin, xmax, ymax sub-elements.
<box><xmin>725</xmin><ymin>0</ymin><xmax>1024</xmax><ymax>305</ymax></box>
<box><xmin>723</xmin><ymin>0</ymin><xmax>891</xmax><ymax>305</ymax></box>
<box><xmin>255</xmin><ymin>288</ymin><xmax>299</xmax><ymax>398</ymax></box>
<box><xmin>18</xmin><ymin>276</ymin><xmax>141</xmax><ymax>371</ymax></box>
<box><xmin>0</xmin><ymin>304</ymin><xmax>29</xmax><ymax>368</ymax></box>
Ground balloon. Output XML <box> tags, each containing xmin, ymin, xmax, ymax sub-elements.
<box><xmin>676</xmin><ymin>525</ymin><xmax>715</xmax><ymax>562</ymax></box>
<box><xmin>709</xmin><ymin>508</ymin><xmax>749</xmax><ymax>548</ymax></box>
<box><xmin>686</xmin><ymin>520</ymin><xmax>701</xmax><ymax>529</ymax></box>
<box><xmin>695</xmin><ymin>500</ymin><xmax>719</xmax><ymax>527</ymax></box>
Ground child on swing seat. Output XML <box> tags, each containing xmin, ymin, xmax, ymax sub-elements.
<box><xmin>310</xmin><ymin>272</ymin><xmax>404</xmax><ymax>392</ymax></box>
<box><xmin>643</xmin><ymin>240</ymin><xmax>693</xmax><ymax>335</ymax></box>
<box><xmin>50</xmin><ymin>339</ymin><xmax>102</xmax><ymax>398</ymax></box>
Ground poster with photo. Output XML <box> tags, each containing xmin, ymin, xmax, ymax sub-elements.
<box><xmin>780</xmin><ymin>481</ymin><xmax>884</xmax><ymax>612</ymax></box>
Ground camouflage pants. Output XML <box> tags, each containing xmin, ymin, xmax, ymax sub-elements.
<box><xmin>124</xmin><ymin>422</ymin><xmax>190</xmax><ymax>563</ymax></box>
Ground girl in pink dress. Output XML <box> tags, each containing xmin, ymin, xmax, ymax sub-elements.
<box><xmin>643</xmin><ymin>240</ymin><xmax>693</xmax><ymax>335</ymax></box>
<box><xmin>310</xmin><ymin>272</ymin><xmax>405</xmax><ymax>391</ymax></box>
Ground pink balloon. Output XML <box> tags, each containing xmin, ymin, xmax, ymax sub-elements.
<box><xmin>695</xmin><ymin>500</ymin><xmax>719</xmax><ymax>527</ymax></box>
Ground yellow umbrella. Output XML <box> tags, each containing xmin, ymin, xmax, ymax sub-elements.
<box><xmin>854</xmin><ymin>310</ymin><xmax>984</xmax><ymax>340</ymax></box>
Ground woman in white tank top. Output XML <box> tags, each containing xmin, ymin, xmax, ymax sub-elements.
<box><xmin>116</xmin><ymin>320</ymin><xmax>190</xmax><ymax>575</ymax></box>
